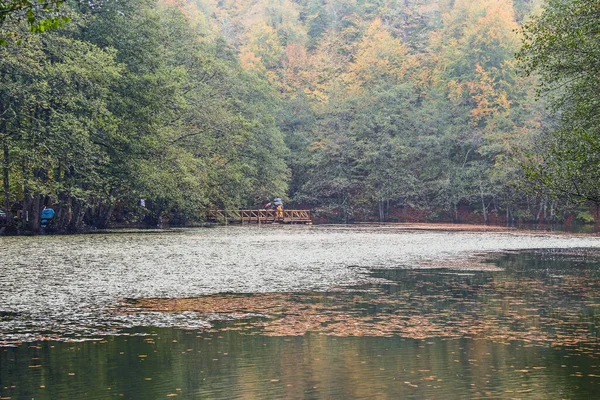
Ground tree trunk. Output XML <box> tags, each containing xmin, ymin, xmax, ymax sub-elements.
<box><xmin>95</xmin><ymin>189</ymin><xmax>116</xmax><ymax>229</ymax></box>
<box><xmin>96</xmin><ymin>202</ymin><xmax>116</xmax><ymax>229</ymax></box>
<box><xmin>386</xmin><ymin>199</ymin><xmax>390</xmax><ymax>221</ymax></box>
<box><xmin>480</xmin><ymin>185</ymin><xmax>488</xmax><ymax>225</ymax></box>
<box><xmin>2</xmin><ymin>137</ymin><xmax>12</xmax><ymax>228</ymax></box>
<box><xmin>22</xmin><ymin>158</ymin><xmax>31</xmax><ymax>231</ymax></box>
<box><xmin>69</xmin><ymin>199</ymin><xmax>86</xmax><ymax>232</ymax></box>
<box><xmin>23</xmin><ymin>190</ymin><xmax>30</xmax><ymax>230</ymax></box>
<box><xmin>54</xmin><ymin>191</ymin><xmax>71</xmax><ymax>232</ymax></box>
<box><xmin>536</xmin><ymin>199</ymin><xmax>543</xmax><ymax>223</ymax></box>
<box><xmin>31</xmin><ymin>193</ymin><xmax>41</xmax><ymax>235</ymax></box>
<box><xmin>343</xmin><ymin>195</ymin><xmax>349</xmax><ymax>224</ymax></box>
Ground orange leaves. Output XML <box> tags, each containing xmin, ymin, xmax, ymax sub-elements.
<box><xmin>284</xmin><ymin>42</ymin><xmax>309</xmax><ymax>71</ymax></box>
<box><xmin>280</xmin><ymin>42</ymin><xmax>312</xmax><ymax>94</ymax></box>
<box><xmin>467</xmin><ymin>64</ymin><xmax>511</xmax><ymax>128</ymax></box>
<box><xmin>240</xmin><ymin>51</ymin><xmax>267</xmax><ymax>74</ymax></box>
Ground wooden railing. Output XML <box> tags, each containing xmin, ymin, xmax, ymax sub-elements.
<box><xmin>207</xmin><ymin>209</ymin><xmax>311</xmax><ymax>224</ymax></box>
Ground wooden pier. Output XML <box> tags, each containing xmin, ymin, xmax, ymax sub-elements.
<box><xmin>207</xmin><ymin>209</ymin><xmax>311</xmax><ymax>224</ymax></box>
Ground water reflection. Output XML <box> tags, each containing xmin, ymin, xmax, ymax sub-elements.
<box><xmin>2</xmin><ymin>328</ymin><xmax>600</xmax><ymax>399</ymax></box>
<box><xmin>125</xmin><ymin>250</ymin><xmax>600</xmax><ymax>347</ymax></box>
<box><xmin>3</xmin><ymin>249</ymin><xmax>600</xmax><ymax>398</ymax></box>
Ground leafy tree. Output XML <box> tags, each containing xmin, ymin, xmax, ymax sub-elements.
<box><xmin>518</xmin><ymin>0</ymin><xmax>600</xmax><ymax>204</ymax></box>
<box><xmin>1</xmin><ymin>0</ymin><xmax>567</xmax><ymax>231</ymax></box>
<box><xmin>0</xmin><ymin>0</ymin><xmax>71</xmax><ymax>44</ymax></box>
<box><xmin>0</xmin><ymin>15</ymin><xmax>122</xmax><ymax>232</ymax></box>
<box><xmin>1</xmin><ymin>0</ymin><xmax>291</xmax><ymax>233</ymax></box>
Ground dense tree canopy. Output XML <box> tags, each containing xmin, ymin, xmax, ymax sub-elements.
<box><xmin>4</xmin><ymin>0</ymin><xmax>594</xmax><ymax>232</ymax></box>
<box><xmin>203</xmin><ymin>0</ymin><xmax>546</xmax><ymax>223</ymax></box>
<box><xmin>1</xmin><ymin>0</ymin><xmax>288</xmax><ymax>232</ymax></box>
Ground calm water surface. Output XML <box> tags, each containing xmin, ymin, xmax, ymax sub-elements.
<box><xmin>2</xmin><ymin>227</ymin><xmax>600</xmax><ymax>399</ymax></box>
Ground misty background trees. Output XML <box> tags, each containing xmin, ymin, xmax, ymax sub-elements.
<box><xmin>1</xmin><ymin>0</ymin><xmax>597</xmax><ymax>232</ymax></box>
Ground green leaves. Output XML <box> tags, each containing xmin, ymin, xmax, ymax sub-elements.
<box><xmin>1</xmin><ymin>0</ymin><xmax>291</xmax><ymax>231</ymax></box>
<box><xmin>518</xmin><ymin>0</ymin><xmax>600</xmax><ymax>204</ymax></box>
<box><xmin>1</xmin><ymin>0</ymin><xmax>69</xmax><ymax>43</ymax></box>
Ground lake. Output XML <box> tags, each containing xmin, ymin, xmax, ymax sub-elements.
<box><xmin>2</xmin><ymin>226</ymin><xmax>600</xmax><ymax>398</ymax></box>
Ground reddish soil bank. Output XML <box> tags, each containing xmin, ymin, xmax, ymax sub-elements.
<box><xmin>347</xmin><ymin>222</ymin><xmax>600</xmax><ymax>236</ymax></box>
<box><xmin>354</xmin><ymin>222</ymin><xmax>515</xmax><ymax>232</ymax></box>
<box><xmin>311</xmin><ymin>204</ymin><xmax>600</xmax><ymax>232</ymax></box>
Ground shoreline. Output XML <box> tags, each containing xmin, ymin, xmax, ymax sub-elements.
<box><xmin>1</xmin><ymin>220</ymin><xmax>596</xmax><ymax>237</ymax></box>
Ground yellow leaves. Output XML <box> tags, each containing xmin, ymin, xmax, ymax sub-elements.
<box><xmin>496</xmin><ymin>92</ymin><xmax>511</xmax><ymax>112</ymax></box>
<box><xmin>279</xmin><ymin>42</ymin><xmax>311</xmax><ymax>94</ymax></box>
<box><xmin>308</xmin><ymin>140</ymin><xmax>326</xmax><ymax>152</ymax></box>
<box><xmin>474</xmin><ymin>0</ymin><xmax>519</xmax><ymax>44</ymax></box>
<box><xmin>444</xmin><ymin>0</ymin><xmax>519</xmax><ymax>47</ymax></box>
<box><xmin>243</xmin><ymin>22</ymin><xmax>282</xmax><ymax>69</ymax></box>
<box><xmin>345</xmin><ymin>18</ymin><xmax>409</xmax><ymax>93</ymax></box>
<box><xmin>447</xmin><ymin>80</ymin><xmax>464</xmax><ymax>105</ymax></box>
<box><xmin>240</xmin><ymin>51</ymin><xmax>266</xmax><ymax>74</ymax></box>
<box><xmin>158</xmin><ymin>0</ymin><xmax>217</xmax><ymax>39</ymax></box>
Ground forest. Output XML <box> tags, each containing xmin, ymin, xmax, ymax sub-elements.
<box><xmin>0</xmin><ymin>0</ymin><xmax>598</xmax><ymax>232</ymax></box>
